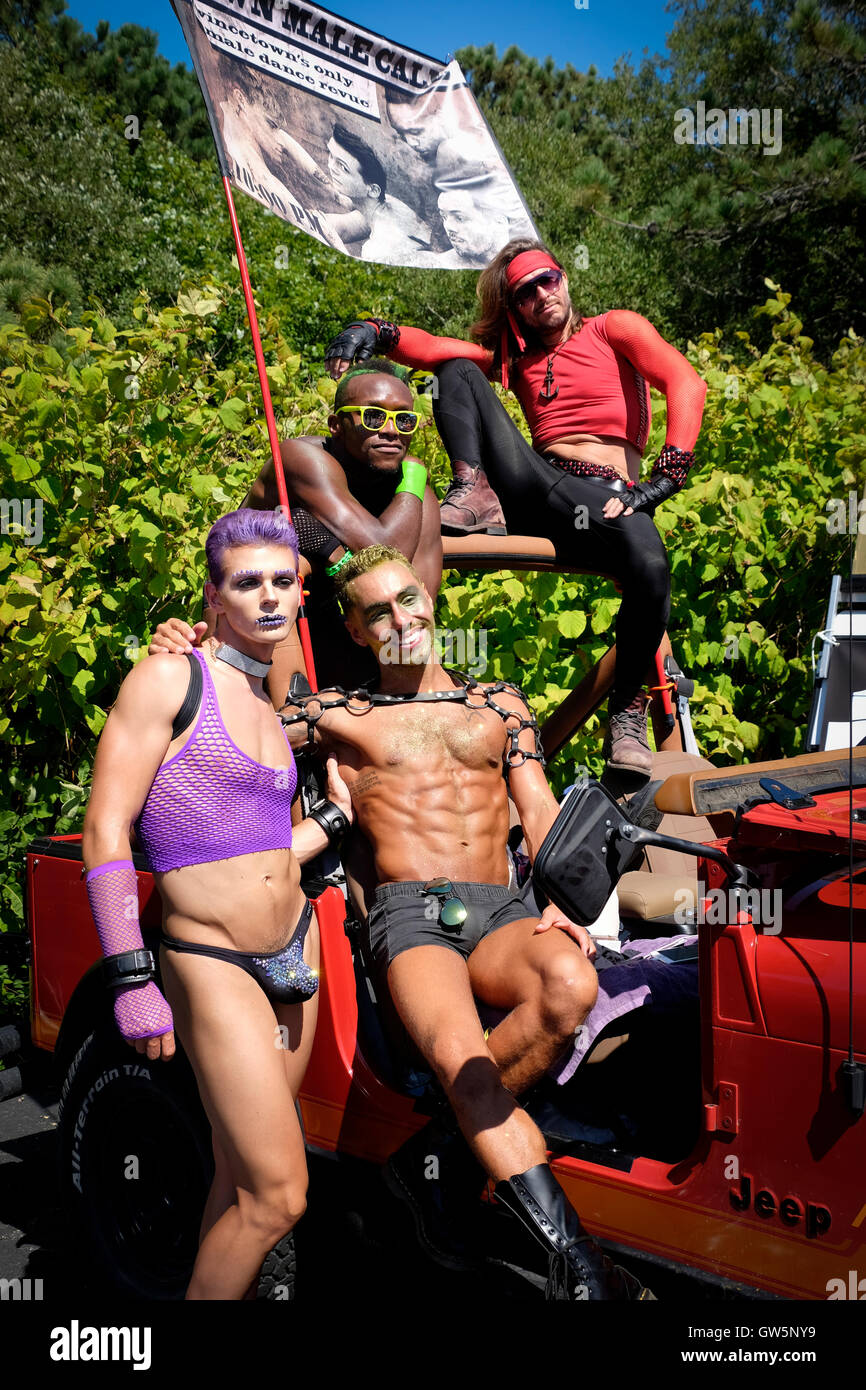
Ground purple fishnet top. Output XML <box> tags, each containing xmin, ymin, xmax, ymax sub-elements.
<box><xmin>135</xmin><ymin>649</ymin><xmax>298</xmax><ymax>872</ymax></box>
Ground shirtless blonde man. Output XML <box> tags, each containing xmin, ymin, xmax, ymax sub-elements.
<box><xmin>281</xmin><ymin>544</ymin><xmax>654</xmax><ymax>1301</ymax></box>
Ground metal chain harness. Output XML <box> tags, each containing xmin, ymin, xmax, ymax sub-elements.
<box><xmin>279</xmin><ymin>671</ymin><xmax>546</xmax><ymax>777</ymax></box>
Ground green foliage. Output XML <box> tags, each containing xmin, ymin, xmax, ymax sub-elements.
<box><xmin>4</xmin><ymin>0</ymin><xmax>865</xmax><ymax>359</ymax></box>
<box><xmin>2</xmin><ymin>3</ymin><xmax>212</xmax><ymax>158</ymax></box>
<box><xmin>0</xmin><ymin>254</ymin><xmax>83</xmax><ymax>346</ymax></box>
<box><xmin>0</xmin><ymin>278</ymin><xmax>317</xmax><ymax>941</ymax></box>
<box><xmin>0</xmin><ymin>44</ymin><xmax>185</xmax><ymax>316</ymax></box>
<box><xmin>0</xmin><ymin>962</ymin><xmax>28</xmax><ymax>1015</ymax></box>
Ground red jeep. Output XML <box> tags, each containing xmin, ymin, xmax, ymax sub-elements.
<box><xmin>21</xmin><ymin>537</ymin><xmax>866</xmax><ymax>1300</ymax></box>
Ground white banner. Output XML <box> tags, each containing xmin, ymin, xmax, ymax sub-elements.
<box><xmin>172</xmin><ymin>0</ymin><xmax>538</xmax><ymax>267</ymax></box>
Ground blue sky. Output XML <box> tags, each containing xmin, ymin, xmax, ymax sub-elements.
<box><xmin>65</xmin><ymin>0</ymin><xmax>679</xmax><ymax>76</ymax></box>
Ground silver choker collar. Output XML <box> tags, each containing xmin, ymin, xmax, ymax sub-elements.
<box><xmin>214</xmin><ymin>643</ymin><xmax>272</xmax><ymax>679</ymax></box>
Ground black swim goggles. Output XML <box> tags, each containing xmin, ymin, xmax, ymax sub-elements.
<box><xmin>423</xmin><ymin>878</ymin><xmax>468</xmax><ymax>932</ymax></box>
<box><xmin>334</xmin><ymin>405</ymin><xmax>420</xmax><ymax>434</ymax></box>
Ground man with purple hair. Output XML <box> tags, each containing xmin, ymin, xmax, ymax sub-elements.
<box><xmin>82</xmin><ymin>508</ymin><xmax>353</xmax><ymax>1299</ymax></box>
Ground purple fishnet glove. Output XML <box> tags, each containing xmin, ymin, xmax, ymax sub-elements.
<box><xmin>112</xmin><ymin>981</ymin><xmax>174</xmax><ymax>1042</ymax></box>
<box><xmin>85</xmin><ymin>860</ymin><xmax>173</xmax><ymax>1042</ymax></box>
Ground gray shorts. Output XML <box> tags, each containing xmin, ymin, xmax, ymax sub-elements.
<box><xmin>364</xmin><ymin>880</ymin><xmax>533</xmax><ymax>975</ymax></box>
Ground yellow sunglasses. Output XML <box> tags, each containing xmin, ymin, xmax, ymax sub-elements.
<box><xmin>334</xmin><ymin>405</ymin><xmax>419</xmax><ymax>434</ymax></box>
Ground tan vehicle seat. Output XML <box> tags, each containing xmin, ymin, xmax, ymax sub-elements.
<box><xmin>617</xmin><ymin>750</ymin><xmax>715</xmax><ymax>925</ymax></box>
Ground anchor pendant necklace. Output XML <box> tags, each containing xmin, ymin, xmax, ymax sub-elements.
<box><xmin>539</xmin><ymin>325</ymin><xmax>575</xmax><ymax>402</ymax></box>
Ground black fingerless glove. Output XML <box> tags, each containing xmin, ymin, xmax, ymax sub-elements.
<box><xmin>627</xmin><ymin>474</ymin><xmax>678</xmax><ymax>515</ymax></box>
<box><xmin>291</xmin><ymin>507</ymin><xmax>343</xmax><ymax>565</ymax></box>
<box><xmin>324</xmin><ymin>319</ymin><xmax>401</xmax><ymax>365</ymax></box>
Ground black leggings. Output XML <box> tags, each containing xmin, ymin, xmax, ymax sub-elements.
<box><xmin>433</xmin><ymin>358</ymin><xmax>671</xmax><ymax>709</ymax></box>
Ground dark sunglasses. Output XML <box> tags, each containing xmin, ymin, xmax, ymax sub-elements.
<box><xmin>335</xmin><ymin>405</ymin><xmax>419</xmax><ymax>434</ymax></box>
<box><xmin>512</xmin><ymin>268</ymin><xmax>564</xmax><ymax>308</ymax></box>
<box><xmin>423</xmin><ymin>878</ymin><xmax>468</xmax><ymax>931</ymax></box>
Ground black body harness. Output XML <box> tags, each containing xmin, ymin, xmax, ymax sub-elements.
<box><xmin>279</xmin><ymin>671</ymin><xmax>546</xmax><ymax>778</ymax></box>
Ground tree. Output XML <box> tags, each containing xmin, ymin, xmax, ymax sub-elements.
<box><xmin>0</xmin><ymin>45</ymin><xmax>184</xmax><ymax>313</ymax></box>
<box><xmin>659</xmin><ymin>0</ymin><xmax>866</xmax><ymax>351</ymax></box>
<box><xmin>458</xmin><ymin>1</ymin><xmax>866</xmax><ymax>357</ymax></box>
<box><xmin>1</xmin><ymin>1</ymin><xmax>212</xmax><ymax>158</ymax></box>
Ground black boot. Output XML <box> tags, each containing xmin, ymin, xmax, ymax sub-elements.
<box><xmin>383</xmin><ymin>1117</ymin><xmax>487</xmax><ymax>1271</ymax></box>
<box><xmin>494</xmin><ymin>1163</ymin><xmax>656</xmax><ymax>1300</ymax></box>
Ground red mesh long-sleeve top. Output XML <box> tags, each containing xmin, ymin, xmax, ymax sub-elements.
<box><xmin>389</xmin><ymin>311</ymin><xmax>705</xmax><ymax>454</ymax></box>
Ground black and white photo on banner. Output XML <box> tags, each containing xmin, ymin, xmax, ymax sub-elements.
<box><xmin>171</xmin><ymin>0</ymin><xmax>538</xmax><ymax>267</ymax></box>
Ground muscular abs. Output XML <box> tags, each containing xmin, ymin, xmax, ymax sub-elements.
<box><xmin>155</xmin><ymin>852</ymin><xmax>305</xmax><ymax>956</ymax></box>
<box><xmin>325</xmin><ymin>702</ymin><xmax>513</xmax><ymax>885</ymax></box>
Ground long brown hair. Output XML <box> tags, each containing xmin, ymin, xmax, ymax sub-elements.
<box><xmin>469</xmin><ymin>239</ymin><xmax>582</xmax><ymax>373</ymax></box>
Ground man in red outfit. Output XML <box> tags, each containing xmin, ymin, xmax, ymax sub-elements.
<box><xmin>324</xmin><ymin>238</ymin><xmax>707</xmax><ymax>777</ymax></box>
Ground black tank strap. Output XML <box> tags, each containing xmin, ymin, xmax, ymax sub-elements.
<box><xmin>171</xmin><ymin>651</ymin><xmax>203</xmax><ymax>741</ymax></box>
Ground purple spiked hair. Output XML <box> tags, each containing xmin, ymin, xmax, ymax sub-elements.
<box><xmin>205</xmin><ymin>508</ymin><xmax>299</xmax><ymax>586</ymax></box>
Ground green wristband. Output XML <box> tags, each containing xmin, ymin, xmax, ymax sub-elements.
<box><xmin>395</xmin><ymin>459</ymin><xmax>427</xmax><ymax>501</ymax></box>
<box><xmin>325</xmin><ymin>549</ymin><xmax>354</xmax><ymax>578</ymax></box>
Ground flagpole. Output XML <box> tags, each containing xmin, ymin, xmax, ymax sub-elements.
<box><xmin>221</xmin><ymin>175</ymin><xmax>319</xmax><ymax>693</ymax></box>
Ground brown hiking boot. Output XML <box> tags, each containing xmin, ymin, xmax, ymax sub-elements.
<box><xmin>439</xmin><ymin>461</ymin><xmax>507</xmax><ymax>536</ymax></box>
<box><xmin>604</xmin><ymin>693</ymin><xmax>653</xmax><ymax>778</ymax></box>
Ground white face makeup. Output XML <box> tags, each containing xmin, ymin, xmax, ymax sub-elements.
<box><xmin>208</xmin><ymin>545</ymin><xmax>300</xmax><ymax>649</ymax></box>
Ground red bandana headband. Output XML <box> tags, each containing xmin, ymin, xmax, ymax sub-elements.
<box><xmin>500</xmin><ymin>250</ymin><xmax>561</xmax><ymax>388</ymax></box>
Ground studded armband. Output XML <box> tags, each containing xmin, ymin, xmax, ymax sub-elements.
<box><xmin>365</xmin><ymin>318</ymin><xmax>402</xmax><ymax>354</ymax></box>
<box><xmin>650</xmin><ymin>444</ymin><xmax>696</xmax><ymax>491</ymax></box>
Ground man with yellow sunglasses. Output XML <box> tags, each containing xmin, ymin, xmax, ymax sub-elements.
<box><xmin>152</xmin><ymin>359</ymin><xmax>443</xmax><ymax>693</ymax></box>
<box><xmin>333</xmin><ymin>403</ymin><xmax>421</xmax><ymax>435</ymax></box>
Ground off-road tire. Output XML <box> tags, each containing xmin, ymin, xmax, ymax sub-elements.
<box><xmin>58</xmin><ymin>1027</ymin><xmax>213</xmax><ymax>1300</ymax></box>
